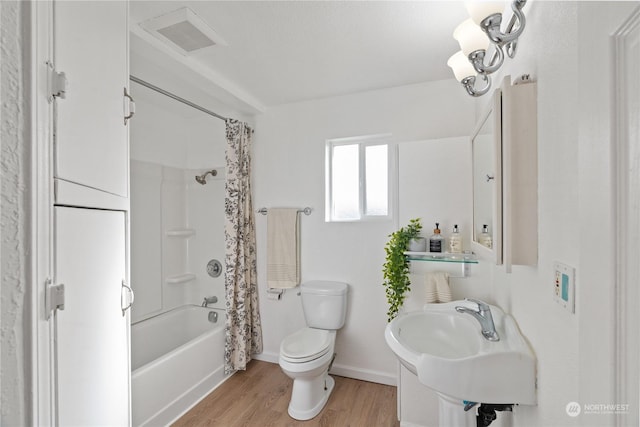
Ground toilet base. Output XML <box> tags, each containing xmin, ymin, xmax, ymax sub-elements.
<box><xmin>288</xmin><ymin>373</ymin><xmax>335</xmax><ymax>420</ymax></box>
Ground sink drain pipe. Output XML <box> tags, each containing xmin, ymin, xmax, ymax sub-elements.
<box><xmin>476</xmin><ymin>404</ymin><xmax>513</xmax><ymax>427</ymax></box>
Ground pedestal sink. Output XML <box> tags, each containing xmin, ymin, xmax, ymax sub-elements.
<box><xmin>385</xmin><ymin>300</ymin><xmax>536</xmax><ymax>426</ymax></box>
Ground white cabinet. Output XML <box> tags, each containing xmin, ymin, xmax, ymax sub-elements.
<box><xmin>54</xmin><ymin>0</ymin><xmax>130</xmax><ymax>204</ymax></box>
<box><xmin>49</xmin><ymin>1</ymin><xmax>132</xmax><ymax>425</ymax></box>
<box><xmin>501</xmin><ymin>76</ymin><xmax>538</xmax><ymax>271</ymax></box>
<box><xmin>471</xmin><ymin>76</ymin><xmax>538</xmax><ymax>271</ymax></box>
<box><xmin>54</xmin><ymin>207</ymin><xmax>131</xmax><ymax>426</ymax></box>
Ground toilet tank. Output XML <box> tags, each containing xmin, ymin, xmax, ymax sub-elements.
<box><xmin>301</xmin><ymin>281</ymin><xmax>348</xmax><ymax>330</ymax></box>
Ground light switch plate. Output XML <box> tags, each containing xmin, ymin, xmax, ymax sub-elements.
<box><xmin>553</xmin><ymin>262</ymin><xmax>575</xmax><ymax>313</ymax></box>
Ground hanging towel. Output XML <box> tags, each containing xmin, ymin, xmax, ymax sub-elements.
<box><xmin>424</xmin><ymin>272</ymin><xmax>452</xmax><ymax>303</ymax></box>
<box><xmin>267</xmin><ymin>208</ymin><xmax>300</xmax><ymax>289</ymax></box>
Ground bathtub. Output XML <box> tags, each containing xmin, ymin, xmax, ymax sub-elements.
<box><xmin>131</xmin><ymin>305</ymin><xmax>229</xmax><ymax>426</ymax></box>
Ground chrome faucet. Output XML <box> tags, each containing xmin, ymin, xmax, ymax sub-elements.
<box><xmin>455</xmin><ymin>298</ymin><xmax>500</xmax><ymax>342</ymax></box>
<box><xmin>201</xmin><ymin>296</ymin><xmax>218</xmax><ymax>307</ymax></box>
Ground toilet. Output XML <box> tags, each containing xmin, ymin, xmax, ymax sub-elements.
<box><xmin>278</xmin><ymin>280</ymin><xmax>348</xmax><ymax>420</ymax></box>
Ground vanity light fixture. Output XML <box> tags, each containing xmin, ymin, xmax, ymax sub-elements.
<box><xmin>448</xmin><ymin>0</ymin><xmax>528</xmax><ymax>97</ymax></box>
<box><xmin>447</xmin><ymin>51</ymin><xmax>491</xmax><ymax>97</ymax></box>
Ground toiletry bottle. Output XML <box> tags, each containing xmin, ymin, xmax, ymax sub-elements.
<box><xmin>429</xmin><ymin>223</ymin><xmax>443</xmax><ymax>253</ymax></box>
<box><xmin>449</xmin><ymin>224</ymin><xmax>463</xmax><ymax>254</ymax></box>
<box><xmin>479</xmin><ymin>224</ymin><xmax>493</xmax><ymax>249</ymax></box>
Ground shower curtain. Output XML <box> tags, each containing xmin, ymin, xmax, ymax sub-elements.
<box><xmin>223</xmin><ymin>119</ymin><xmax>263</xmax><ymax>374</ymax></box>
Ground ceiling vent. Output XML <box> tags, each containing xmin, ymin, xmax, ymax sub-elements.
<box><xmin>139</xmin><ymin>7</ymin><xmax>227</xmax><ymax>56</ymax></box>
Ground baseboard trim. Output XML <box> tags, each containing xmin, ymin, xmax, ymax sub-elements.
<box><xmin>400</xmin><ymin>422</ymin><xmax>428</xmax><ymax>427</ymax></box>
<box><xmin>253</xmin><ymin>351</ymin><xmax>397</xmax><ymax>386</ymax></box>
<box><xmin>252</xmin><ymin>350</ymin><xmax>279</xmax><ymax>364</ymax></box>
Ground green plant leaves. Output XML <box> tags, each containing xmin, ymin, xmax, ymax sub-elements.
<box><xmin>382</xmin><ymin>218</ymin><xmax>422</xmax><ymax>322</ymax></box>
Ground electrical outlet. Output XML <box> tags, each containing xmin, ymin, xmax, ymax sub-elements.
<box><xmin>553</xmin><ymin>262</ymin><xmax>575</xmax><ymax>313</ymax></box>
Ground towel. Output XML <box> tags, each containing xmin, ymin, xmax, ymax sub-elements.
<box><xmin>424</xmin><ymin>272</ymin><xmax>452</xmax><ymax>303</ymax></box>
<box><xmin>267</xmin><ymin>208</ymin><xmax>300</xmax><ymax>289</ymax></box>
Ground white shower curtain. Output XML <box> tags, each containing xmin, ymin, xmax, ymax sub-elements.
<box><xmin>223</xmin><ymin>119</ymin><xmax>263</xmax><ymax>374</ymax></box>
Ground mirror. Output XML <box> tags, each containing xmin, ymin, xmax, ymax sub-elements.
<box><xmin>471</xmin><ymin>88</ymin><xmax>502</xmax><ymax>263</ymax></box>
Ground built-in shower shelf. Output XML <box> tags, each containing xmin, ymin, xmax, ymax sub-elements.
<box><xmin>166</xmin><ymin>228</ymin><xmax>196</xmax><ymax>238</ymax></box>
<box><xmin>165</xmin><ymin>273</ymin><xmax>196</xmax><ymax>284</ymax></box>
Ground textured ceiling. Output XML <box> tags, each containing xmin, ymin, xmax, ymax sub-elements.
<box><xmin>130</xmin><ymin>1</ymin><xmax>469</xmax><ymax>111</ymax></box>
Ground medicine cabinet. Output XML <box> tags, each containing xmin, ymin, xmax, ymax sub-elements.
<box><xmin>471</xmin><ymin>86</ymin><xmax>502</xmax><ymax>264</ymax></box>
<box><xmin>471</xmin><ymin>76</ymin><xmax>538</xmax><ymax>272</ymax></box>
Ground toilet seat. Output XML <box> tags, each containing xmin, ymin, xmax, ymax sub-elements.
<box><xmin>280</xmin><ymin>328</ymin><xmax>333</xmax><ymax>363</ymax></box>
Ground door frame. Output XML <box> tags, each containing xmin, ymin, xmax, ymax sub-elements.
<box><xmin>30</xmin><ymin>1</ymin><xmax>55</xmax><ymax>424</ymax></box>
<box><xmin>613</xmin><ymin>5</ymin><xmax>640</xmax><ymax>426</ymax></box>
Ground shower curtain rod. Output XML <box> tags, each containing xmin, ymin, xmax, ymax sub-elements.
<box><xmin>129</xmin><ymin>75</ymin><xmax>228</xmax><ymax>122</ymax></box>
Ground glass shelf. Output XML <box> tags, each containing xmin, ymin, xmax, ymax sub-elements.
<box><xmin>404</xmin><ymin>251</ymin><xmax>478</xmax><ymax>264</ymax></box>
<box><xmin>404</xmin><ymin>252</ymin><xmax>477</xmax><ymax>278</ymax></box>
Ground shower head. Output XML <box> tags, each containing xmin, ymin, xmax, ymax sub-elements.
<box><xmin>195</xmin><ymin>169</ymin><xmax>217</xmax><ymax>185</ymax></box>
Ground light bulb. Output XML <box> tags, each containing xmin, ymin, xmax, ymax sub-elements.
<box><xmin>453</xmin><ymin>19</ymin><xmax>490</xmax><ymax>56</ymax></box>
<box><xmin>447</xmin><ymin>51</ymin><xmax>476</xmax><ymax>82</ymax></box>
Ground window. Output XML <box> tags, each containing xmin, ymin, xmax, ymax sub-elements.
<box><xmin>325</xmin><ymin>135</ymin><xmax>394</xmax><ymax>222</ymax></box>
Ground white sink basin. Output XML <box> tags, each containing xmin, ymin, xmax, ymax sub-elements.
<box><xmin>385</xmin><ymin>301</ymin><xmax>536</xmax><ymax>405</ymax></box>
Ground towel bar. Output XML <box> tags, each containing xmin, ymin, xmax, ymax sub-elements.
<box><xmin>257</xmin><ymin>207</ymin><xmax>312</xmax><ymax>216</ymax></box>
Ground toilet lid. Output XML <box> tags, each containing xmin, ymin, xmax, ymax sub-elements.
<box><xmin>280</xmin><ymin>328</ymin><xmax>333</xmax><ymax>362</ymax></box>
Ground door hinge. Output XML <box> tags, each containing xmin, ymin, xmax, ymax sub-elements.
<box><xmin>46</xmin><ymin>279</ymin><xmax>65</xmax><ymax>319</ymax></box>
<box><xmin>47</xmin><ymin>61</ymin><xmax>68</xmax><ymax>101</ymax></box>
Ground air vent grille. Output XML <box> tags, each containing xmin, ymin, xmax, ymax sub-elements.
<box><xmin>139</xmin><ymin>7</ymin><xmax>227</xmax><ymax>56</ymax></box>
<box><xmin>156</xmin><ymin>21</ymin><xmax>215</xmax><ymax>52</ymax></box>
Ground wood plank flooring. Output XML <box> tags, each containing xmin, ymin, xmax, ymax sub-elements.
<box><xmin>173</xmin><ymin>360</ymin><xmax>400</xmax><ymax>427</ymax></box>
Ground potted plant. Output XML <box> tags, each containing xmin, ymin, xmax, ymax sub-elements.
<box><xmin>382</xmin><ymin>218</ymin><xmax>422</xmax><ymax>322</ymax></box>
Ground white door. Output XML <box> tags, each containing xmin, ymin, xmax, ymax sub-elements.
<box><xmin>54</xmin><ymin>0</ymin><xmax>129</xmax><ymax>197</ymax></box>
<box><xmin>55</xmin><ymin>207</ymin><xmax>130</xmax><ymax>426</ymax></box>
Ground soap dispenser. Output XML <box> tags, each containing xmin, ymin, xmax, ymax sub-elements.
<box><xmin>429</xmin><ymin>223</ymin><xmax>443</xmax><ymax>253</ymax></box>
<box><xmin>449</xmin><ymin>224</ymin><xmax>463</xmax><ymax>254</ymax></box>
<box><xmin>479</xmin><ymin>224</ymin><xmax>493</xmax><ymax>249</ymax></box>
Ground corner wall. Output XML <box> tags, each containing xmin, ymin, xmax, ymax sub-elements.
<box><xmin>478</xmin><ymin>2</ymin><xmax>638</xmax><ymax>426</ymax></box>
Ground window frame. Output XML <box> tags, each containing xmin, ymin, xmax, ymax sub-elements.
<box><xmin>325</xmin><ymin>134</ymin><xmax>396</xmax><ymax>223</ymax></box>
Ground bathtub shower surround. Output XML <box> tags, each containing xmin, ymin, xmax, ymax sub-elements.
<box><xmin>224</xmin><ymin>119</ymin><xmax>263</xmax><ymax>374</ymax></box>
<box><xmin>131</xmin><ymin>305</ymin><xmax>227</xmax><ymax>426</ymax></box>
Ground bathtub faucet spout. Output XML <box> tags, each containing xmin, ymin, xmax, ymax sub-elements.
<box><xmin>201</xmin><ymin>296</ymin><xmax>218</xmax><ymax>307</ymax></box>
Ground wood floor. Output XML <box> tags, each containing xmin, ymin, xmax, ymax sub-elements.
<box><xmin>173</xmin><ymin>360</ymin><xmax>400</xmax><ymax>427</ymax></box>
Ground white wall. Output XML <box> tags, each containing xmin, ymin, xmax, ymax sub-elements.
<box><xmin>398</xmin><ymin>137</ymin><xmax>493</xmax><ymax>308</ymax></box>
<box><xmin>480</xmin><ymin>3</ymin><xmax>581</xmax><ymax>425</ymax></box>
<box><xmin>473</xmin><ymin>2</ymin><xmax>638</xmax><ymax>426</ymax></box>
<box><xmin>0</xmin><ymin>1</ymin><xmax>30</xmax><ymax>425</ymax></box>
<box><xmin>576</xmin><ymin>4</ymin><xmax>639</xmax><ymax>426</ymax></box>
<box><xmin>252</xmin><ymin>80</ymin><xmax>475</xmax><ymax>383</ymax></box>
